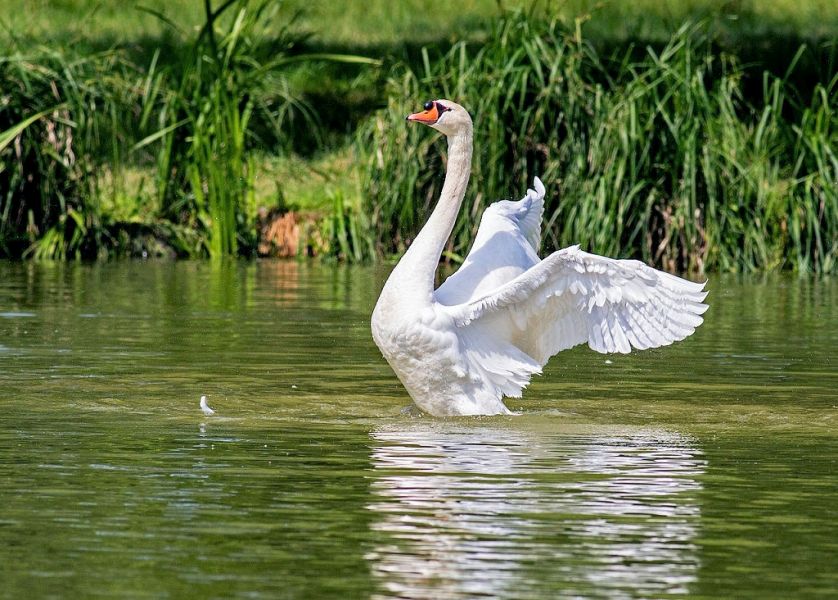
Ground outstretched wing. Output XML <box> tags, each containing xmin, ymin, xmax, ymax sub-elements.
<box><xmin>435</xmin><ymin>177</ymin><xmax>546</xmax><ymax>306</ymax></box>
<box><xmin>442</xmin><ymin>245</ymin><xmax>708</xmax><ymax>364</ymax></box>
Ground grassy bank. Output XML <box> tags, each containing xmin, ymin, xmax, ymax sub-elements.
<box><xmin>1</xmin><ymin>0</ymin><xmax>376</xmax><ymax>259</ymax></box>
<box><xmin>0</xmin><ymin>1</ymin><xmax>836</xmax><ymax>270</ymax></box>
<box><xmin>358</xmin><ymin>14</ymin><xmax>836</xmax><ymax>272</ymax></box>
<box><xmin>4</xmin><ymin>1</ymin><xmax>836</xmax><ymax>47</ymax></box>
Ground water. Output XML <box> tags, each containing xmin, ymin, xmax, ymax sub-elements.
<box><xmin>0</xmin><ymin>260</ymin><xmax>835</xmax><ymax>599</ymax></box>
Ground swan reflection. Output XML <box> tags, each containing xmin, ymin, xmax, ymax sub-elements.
<box><xmin>366</xmin><ymin>425</ymin><xmax>705</xmax><ymax>599</ymax></box>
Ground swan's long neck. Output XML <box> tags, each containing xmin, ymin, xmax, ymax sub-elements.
<box><xmin>390</xmin><ymin>126</ymin><xmax>473</xmax><ymax>301</ymax></box>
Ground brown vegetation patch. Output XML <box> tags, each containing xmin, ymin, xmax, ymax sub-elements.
<box><xmin>258</xmin><ymin>209</ymin><xmax>301</xmax><ymax>257</ymax></box>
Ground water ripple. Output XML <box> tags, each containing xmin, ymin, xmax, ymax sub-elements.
<box><xmin>366</xmin><ymin>425</ymin><xmax>705</xmax><ymax>599</ymax></box>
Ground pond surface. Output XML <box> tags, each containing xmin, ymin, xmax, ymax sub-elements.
<box><xmin>0</xmin><ymin>260</ymin><xmax>835</xmax><ymax>599</ymax></box>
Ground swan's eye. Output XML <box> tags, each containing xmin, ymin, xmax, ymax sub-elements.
<box><xmin>423</xmin><ymin>100</ymin><xmax>434</xmax><ymax>111</ymax></box>
<box><xmin>436</xmin><ymin>102</ymin><xmax>450</xmax><ymax>114</ymax></box>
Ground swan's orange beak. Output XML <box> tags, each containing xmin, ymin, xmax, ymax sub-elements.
<box><xmin>407</xmin><ymin>104</ymin><xmax>440</xmax><ymax>125</ymax></box>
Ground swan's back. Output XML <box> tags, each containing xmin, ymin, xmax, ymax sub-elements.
<box><xmin>435</xmin><ymin>179</ymin><xmax>545</xmax><ymax>306</ymax></box>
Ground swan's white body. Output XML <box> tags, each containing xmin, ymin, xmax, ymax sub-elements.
<box><xmin>371</xmin><ymin>101</ymin><xmax>708</xmax><ymax>416</ymax></box>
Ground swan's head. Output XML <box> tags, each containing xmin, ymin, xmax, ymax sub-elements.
<box><xmin>407</xmin><ymin>99</ymin><xmax>471</xmax><ymax>137</ymax></box>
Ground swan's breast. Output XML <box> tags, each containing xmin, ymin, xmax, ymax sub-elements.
<box><xmin>373</xmin><ymin>301</ymin><xmax>463</xmax><ymax>375</ymax></box>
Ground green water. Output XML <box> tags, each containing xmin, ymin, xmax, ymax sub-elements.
<box><xmin>0</xmin><ymin>260</ymin><xmax>835</xmax><ymax>599</ymax></box>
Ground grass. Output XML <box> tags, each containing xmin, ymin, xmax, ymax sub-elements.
<box><xmin>356</xmin><ymin>12</ymin><xmax>836</xmax><ymax>272</ymax></box>
<box><xmin>0</xmin><ymin>1</ymin><xmax>835</xmax><ymax>269</ymax></box>
<box><xmin>1</xmin><ymin>0</ymin><xmax>376</xmax><ymax>259</ymax></box>
<box><xmin>135</xmin><ymin>0</ymin><xmax>281</xmax><ymax>258</ymax></box>
<box><xmin>4</xmin><ymin>1</ymin><xmax>836</xmax><ymax>47</ymax></box>
<box><xmin>0</xmin><ymin>48</ymin><xmax>137</xmax><ymax>258</ymax></box>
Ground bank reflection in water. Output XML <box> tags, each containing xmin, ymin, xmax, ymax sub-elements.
<box><xmin>366</xmin><ymin>425</ymin><xmax>706</xmax><ymax>599</ymax></box>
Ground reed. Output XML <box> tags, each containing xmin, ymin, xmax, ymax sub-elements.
<box><xmin>133</xmin><ymin>1</ymin><xmax>276</xmax><ymax>257</ymax></box>
<box><xmin>134</xmin><ymin>0</ymin><xmax>377</xmax><ymax>258</ymax></box>
<box><xmin>356</xmin><ymin>11</ymin><xmax>836</xmax><ymax>273</ymax></box>
<box><xmin>0</xmin><ymin>49</ymin><xmax>135</xmax><ymax>259</ymax></box>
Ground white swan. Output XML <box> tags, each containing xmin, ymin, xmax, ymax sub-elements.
<box><xmin>371</xmin><ymin>100</ymin><xmax>708</xmax><ymax>416</ymax></box>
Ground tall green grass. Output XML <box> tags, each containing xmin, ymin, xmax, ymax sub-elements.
<box><xmin>357</xmin><ymin>11</ymin><xmax>836</xmax><ymax>273</ymax></box>
<box><xmin>134</xmin><ymin>0</ymin><xmax>292</xmax><ymax>257</ymax></box>
<box><xmin>1</xmin><ymin>5</ymin><xmax>833</xmax><ymax>268</ymax></box>
<box><xmin>0</xmin><ymin>0</ymin><xmax>377</xmax><ymax>260</ymax></box>
<box><xmin>0</xmin><ymin>49</ymin><xmax>136</xmax><ymax>259</ymax></box>
<box><xmin>135</xmin><ymin>0</ymin><xmax>377</xmax><ymax>258</ymax></box>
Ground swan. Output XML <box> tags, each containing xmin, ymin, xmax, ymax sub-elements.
<box><xmin>371</xmin><ymin>100</ymin><xmax>708</xmax><ymax>417</ymax></box>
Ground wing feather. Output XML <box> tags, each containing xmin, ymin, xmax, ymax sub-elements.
<box><xmin>443</xmin><ymin>245</ymin><xmax>708</xmax><ymax>362</ymax></box>
<box><xmin>435</xmin><ymin>178</ymin><xmax>546</xmax><ymax>306</ymax></box>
